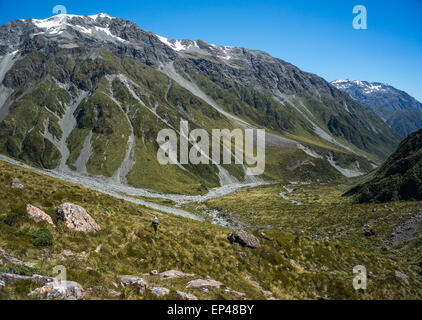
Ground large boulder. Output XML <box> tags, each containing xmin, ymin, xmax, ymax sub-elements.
<box><xmin>26</xmin><ymin>204</ymin><xmax>55</xmax><ymax>226</ymax></box>
<box><xmin>120</xmin><ymin>275</ymin><xmax>148</xmax><ymax>294</ymax></box>
<box><xmin>57</xmin><ymin>203</ymin><xmax>100</xmax><ymax>232</ymax></box>
<box><xmin>227</xmin><ymin>230</ymin><xmax>261</xmax><ymax>248</ymax></box>
<box><xmin>29</xmin><ymin>281</ymin><xmax>85</xmax><ymax>300</ymax></box>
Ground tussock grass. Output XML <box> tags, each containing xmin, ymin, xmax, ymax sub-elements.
<box><xmin>0</xmin><ymin>160</ymin><xmax>421</xmax><ymax>300</ymax></box>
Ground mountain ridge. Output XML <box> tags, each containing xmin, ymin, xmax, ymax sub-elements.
<box><xmin>0</xmin><ymin>13</ymin><xmax>403</xmax><ymax>194</ymax></box>
<box><xmin>346</xmin><ymin>128</ymin><xmax>422</xmax><ymax>203</ymax></box>
<box><xmin>331</xmin><ymin>79</ymin><xmax>422</xmax><ymax>136</ymax></box>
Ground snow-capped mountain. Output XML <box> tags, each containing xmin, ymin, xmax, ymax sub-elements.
<box><xmin>332</xmin><ymin>79</ymin><xmax>422</xmax><ymax>136</ymax></box>
<box><xmin>0</xmin><ymin>13</ymin><xmax>403</xmax><ymax>193</ymax></box>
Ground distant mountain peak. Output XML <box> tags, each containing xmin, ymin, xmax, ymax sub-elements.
<box><xmin>27</xmin><ymin>12</ymin><xmax>128</xmax><ymax>44</ymax></box>
<box><xmin>331</xmin><ymin>79</ymin><xmax>388</xmax><ymax>94</ymax></box>
<box><xmin>331</xmin><ymin>79</ymin><xmax>422</xmax><ymax>109</ymax></box>
<box><xmin>332</xmin><ymin>79</ymin><xmax>422</xmax><ymax>136</ymax></box>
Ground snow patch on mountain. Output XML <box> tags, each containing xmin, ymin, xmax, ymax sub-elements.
<box><xmin>31</xmin><ymin>13</ymin><xmax>127</xmax><ymax>42</ymax></box>
<box><xmin>156</xmin><ymin>34</ymin><xmax>232</xmax><ymax>60</ymax></box>
<box><xmin>156</xmin><ymin>35</ymin><xmax>198</xmax><ymax>52</ymax></box>
<box><xmin>332</xmin><ymin>79</ymin><xmax>386</xmax><ymax>95</ymax></box>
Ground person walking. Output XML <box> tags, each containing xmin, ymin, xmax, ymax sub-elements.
<box><xmin>151</xmin><ymin>216</ymin><xmax>160</xmax><ymax>234</ymax></box>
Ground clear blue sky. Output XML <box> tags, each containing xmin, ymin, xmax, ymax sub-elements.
<box><xmin>1</xmin><ymin>0</ymin><xmax>421</xmax><ymax>101</ymax></box>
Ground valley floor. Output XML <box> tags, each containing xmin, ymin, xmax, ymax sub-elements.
<box><xmin>0</xmin><ymin>159</ymin><xmax>421</xmax><ymax>300</ymax></box>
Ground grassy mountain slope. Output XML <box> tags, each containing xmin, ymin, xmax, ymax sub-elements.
<box><xmin>174</xmin><ymin>54</ymin><xmax>402</xmax><ymax>160</ymax></box>
<box><xmin>386</xmin><ymin>110</ymin><xmax>422</xmax><ymax>137</ymax></box>
<box><xmin>0</xmin><ymin>49</ymin><xmax>246</xmax><ymax>194</ymax></box>
<box><xmin>1</xmin><ymin>160</ymin><xmax>421</xmax><ymax>300</ymax></box>
<box><xmin>346</xmin><ymin>129</ymin><xmax>422</xmax><ymax>203</ymax></box>
<box><xmin>0</xmin><ymin>14</ymin><xmax>404</xmax><ymax>195</ymax></box>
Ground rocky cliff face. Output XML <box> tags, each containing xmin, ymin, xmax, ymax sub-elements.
<box><xmin>332</xmin><ymin>80</ymin><xmax>422</xmax><ymax>136</ymax></box>
<box><xmin>0</xmin><ymin>13</ymin><xmax>403</xmax><ymax>193</ymax></box>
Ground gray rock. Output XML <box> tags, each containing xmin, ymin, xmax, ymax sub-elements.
<box><xmin>0</xmin><ymin>280</ymin><xmax>5</xmax><ymax>287</ymax></box>
<box><xmin>0</xmin><ymin>273</ymin><xmax>53</xmax><ymax>286</ymax></box>
<box><xmin>29</xmin><ymin>281</ymin><xmax>85</xmax><ymax>300</ymax></box>
<box><xmin>0</xmin><ymin>247</ymin><xmax>34</xmax><ymax>267</ymax></box>
<box><xmin>289</xmin><ymin>259</ymin><xmax>298</xmax><ymax>266</ymax></box>
<box><xmin>11</xmin><ymin>178</ymin><xmax>24</xmax><ymax>190</ymax></box>
<box><xmin>227</xmin><ymin>230</ymin><xmax>261</xmax><ymax>248</ymax></box>
<box><xmin>185</xmin><ymin>279</ymin><xmax>222</xmax><ymax>290</ymax></box>
<box><xmin>150</xmin><ymin>287</ymin><xmax>170</xmax><ymax>297</ymax></box>
<box><xmin>157</xmin><ymin>270</ymin><xmax>195</xmax><ymax>280</ymax></box>
<box><xmin>390</xmin><ymin>209</ymin><xmax>422</xmax><ymax>245</ymax></box>
<box><xmin>237</xmin><ymin>252</ymin><xmax>247</xmax><ymax>259</ymax></box>
<box><xmin>395</xmin><ymin>270</ymin><xmax>409</xmax><ymax>285</ymax></box>
<box><xmin>26</xmin><ymin>204</ymin><xmax>55</xmax><ymax>226</ymax></box>
<box><xmin>57</xmin><ymin>203</ymin><xmax>100</xmax><ymax>232</ymax></box>
<box><xmin>120</xmin><ymin>275</ymin><xmax>148</xmax><ymax>294</ymax></box>
<box><xmin>108</xmin><ymin>289</ymin><xmax>120</xmax><ymax>298</ymax></box>
<box><xmin>176</xmin><ymin>290</ymin><xmax>198</xmax><ymax>300</ymax></box>
<box><xmin>225</xmin><ymin>288</ymin><xmax>246</xmax><ymax>297</ymax></box>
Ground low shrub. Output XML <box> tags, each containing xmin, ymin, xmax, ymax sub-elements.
<box><xmin>32</xmin><ymin>228</ymin><xmax>53</xmax><ymax>247</ymax></box>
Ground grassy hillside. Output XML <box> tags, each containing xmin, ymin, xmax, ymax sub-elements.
<box><xmin>0</xmin><ymin>160</ymin><xmax>421</xmax><ymax>300</ymax></box>
<box><xmin>346</xmin><ymin>129</ymin><xmax>422</xmax><ymax>203</ymax></box>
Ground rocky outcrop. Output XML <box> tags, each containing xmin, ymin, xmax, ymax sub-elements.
<box><xmin>29</xmin><ymin>281</ymin><xmax>85</xmax><ymax>300</ymax></box>
<box><xmin>391</xmin><ymin>210</ymin><xmax>422</xmax><ymax>245</ymax></box>
<box><xmin>26</xmin><ymin>204</ymin><xmax>55</xmax><ymax>226</ymax></box>
<box><xmin>120</xmin><ymin>275</ymin><xmax>148</xmax><ymax>294</ymax></box>
<box><xmin>150</xmin><ymin>287</ymin><xmax>170</xmax><ymax>297</ymax></box>
<box><xmin>157</xmin><ymin>270</ymin><xmax>195</xmax><ymax>280</ymax></box>
<box><xmin>0</xmin><ymin>247</ymin><xmax>34</xmax><ymax>267</ymax></box>
<box><xmin>176</xmin><ymin>290</ymin><xmax>198</xmax><ymax>300</ymax></box>
<box><xmin>227</xmin><ymin>230</ymin><xmax>261</xmax><ymax>248</ymax></box>
<box><xmin>224</xmin><ymin>288</ymin><xmax>246</xmax><ymax>297</ymax></box>
<box><xmin>11</xmin><ymin>178</ymin><xmax>24</xmax><ymax>190</ymax></box>
<box><xmin>57</xmin><ymin>203</ymin><xmax>100</xmax><ymax>232</ymax></box>
<box><xmin>0</xmin><ymin>273</ymin><xmax>53</xmax><ymax>286</ymax></box>
<box><xmin>185</xmin><ymin>279</ymin><xmax>222</xmax><ymax>290</ymax></box>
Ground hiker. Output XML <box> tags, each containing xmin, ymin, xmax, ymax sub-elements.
<box><xmin>151</xmin><ymin>216</ymin><xmax>160</xmax><ymax>234</ymax></box>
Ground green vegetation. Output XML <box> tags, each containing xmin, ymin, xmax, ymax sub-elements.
<box><xmin>0</xmin><ymin>159</ymin><xmax>421</xmax><ymax>300</ymax></box>
<box><xmin>4</xmin><ymin>265</ymin><xmax>44</xmax><ymax>277</ymax></box>
<box><xmin>347</xmin><ymin>129</ymin><xmax>422</xmax><ymax>203</ymax></box>
<box><xmin>0</xmin><ymin>78</ymin><xmax>65</xmax><ymax>169</ymax></box>
<box><xmin>32</xmin><ymin>228</ymin><xmax>54</xmax><ymax>247</ymax></box>
<box><xmin>0</xmin><ymin>47</ymin><xmax>393</xmax><ymax>195</ymax></box>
